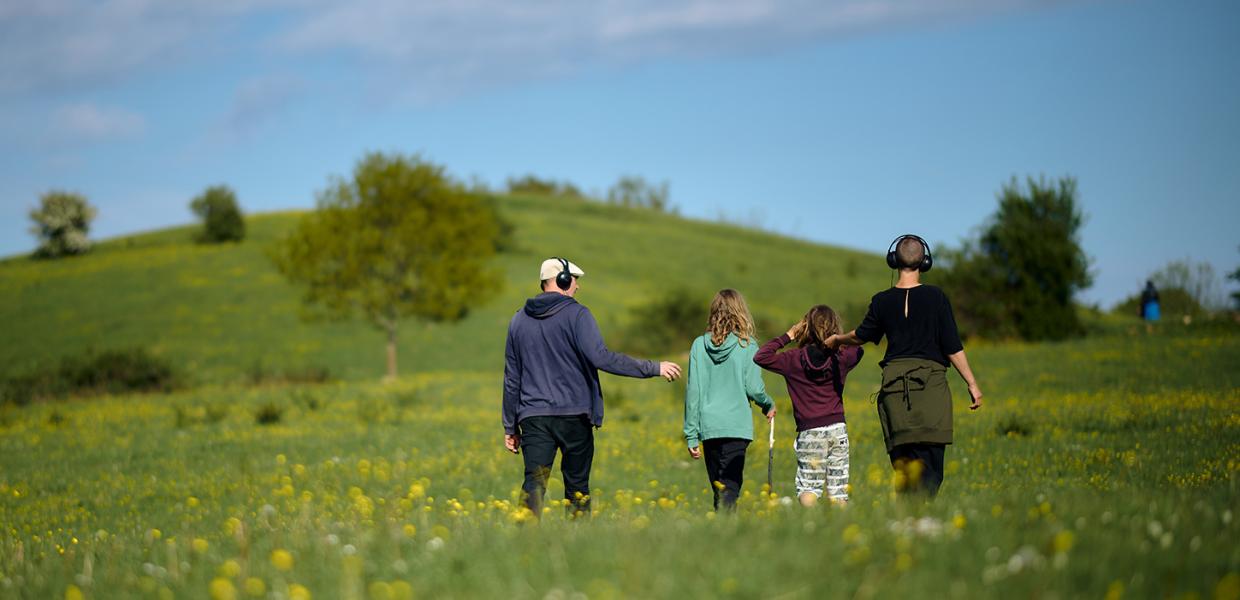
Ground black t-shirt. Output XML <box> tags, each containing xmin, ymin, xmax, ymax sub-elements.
<box><xmin>854</xmin><ymin>285</ymin><xmax>964</xmax><ymax>366</ymax></box>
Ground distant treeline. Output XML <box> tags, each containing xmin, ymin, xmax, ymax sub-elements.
<box><xmin>503</xmin><ymin>173</ymin><xmax>675</xmax><ymax>213</ymax></box>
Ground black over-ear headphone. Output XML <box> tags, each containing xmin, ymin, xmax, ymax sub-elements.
<box><xmin>552</xmin><ymin>257</ymin><xmax>574</xmax><ymax>291</ymax></box>
<box><xmin>886</xmin><ymin>234</ymin><xmax>933</xmax><ymax>272</ymax></box>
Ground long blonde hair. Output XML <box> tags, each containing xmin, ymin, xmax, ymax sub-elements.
<box><xmin>798</xmin><ymin>304</ymin><xmax>842</xmax><ymax>349</ymax></box>
<box><xmin>708</xmin><ymin>289</ymin><xmax>756</xmax><ymax>347</ymax></box>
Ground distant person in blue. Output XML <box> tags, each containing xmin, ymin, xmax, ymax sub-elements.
<box><xmin>1140</xmin><ymin>280</ymin><xmax>1161</xmax><ymax>321</ymax></box>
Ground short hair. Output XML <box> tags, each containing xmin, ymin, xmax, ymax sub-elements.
<box><xmin>896</xmin><ymin>236</ymin><xmax>925</xmax><ymax>270</ymax></box>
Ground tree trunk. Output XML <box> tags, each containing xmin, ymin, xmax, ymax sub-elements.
<box><xmin>385</xmin><ymin>325</ymin><xmax>398</xmax><ymax>381</ymax></box>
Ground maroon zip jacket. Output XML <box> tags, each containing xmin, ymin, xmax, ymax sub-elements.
<box><xmin>753</xmin><ymin>334</ymin><xmax>863</xmax><ymax>432</ymax></box>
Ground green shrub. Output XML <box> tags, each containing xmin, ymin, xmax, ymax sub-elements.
<box><xmin>61</xmin><ymin>348</ymin><xmax>177</xmax><ymax>395</ymax></box>
<box><xmin>618</xmin><ymin>288</ymin><xmax>708</xmax><ymax>356</ymax></box>
<box><xmin>190</xmin><ymin>185</ymin><xmax>245</xmax><ymax>243</ymax></box>
<box><xmin>0</xmin><ymin>348</ymin><xmax>177</xmax><ymax>405</ymax></box>
<box><xmin>254</xmin><ymin>403</ymin><xmax>284</xmax><ymax>425</ymax></box>
<box><xmin>0</xmin><ymin>371</ymin><xmax>59</xmax><ymax>406</ymax></box>
<box><xmin>996</xmin><ymin>416</ymin><xmax>1032</xmax><ymax>437</ymax></box>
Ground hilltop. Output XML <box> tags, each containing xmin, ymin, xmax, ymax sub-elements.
<box><xmin>0</xmin><ymin>194</ymin><xmax>890</xmax><ymax>383</ymax></box>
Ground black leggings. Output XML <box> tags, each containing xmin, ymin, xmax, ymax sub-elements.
<box><xmin>703</xmin><ymin>438</ymin><xmax>750</xmax><ymax>511</ymax></box>
<box><xmin>889</xmin><ymin>443</ymin><xmax>946</xmax><ymax>498</ymax></box>
<box><xmin>519</xmin><ymin>415</ymin><xmax>594</xmax><ymax>517</ymax></box>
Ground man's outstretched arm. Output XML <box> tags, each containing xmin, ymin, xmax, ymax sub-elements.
<box><xmin>574</xmin><ymin>308</ymin><xmax>681</xmax><ymax>380</ymax></box>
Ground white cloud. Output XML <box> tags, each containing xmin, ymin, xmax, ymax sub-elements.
<box><xmin>51</xmin><ymin>103</ymin><xmax>145</xmax><ymax>141</ymax></box>
<box><xmin>1</xmin><ymin>0</ymin><xmax>1073</xmax><ymax>101</ymax></box>
<box><xmin>272</xmin><ymin>0</ymin><xmax>1069</xmax><ymax>101</ymax></box>
<box><xmin>0</xmin><ymin>0</ymin><xmax>298</xmax><ymax>95</ymax></box>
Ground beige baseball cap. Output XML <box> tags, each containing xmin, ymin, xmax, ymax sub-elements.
<box><xmin>539</xmin><ymin>257</ymin><xmax>585</xmax><ymax>281</ymax></box>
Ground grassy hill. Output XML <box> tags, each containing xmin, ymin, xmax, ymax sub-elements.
<box><xmin>1</xmin><ymin>193</ymin><xmax>1238</xmax><ymax>598</ymax></box>
<box><xmin>0</xmin><ymin>194</ymin><xmax>890</xmax><ymax>383</ymax></box>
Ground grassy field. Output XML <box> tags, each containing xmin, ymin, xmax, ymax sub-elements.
<box><xmin>1</xmin><ymin>195</ymin><xmax>1238</xmax><ymax>598</ymax></box>
<box><xmin>0</xmin><ymin>326</ymin><xmax>1237</xmax><ymax>598</ymax></box>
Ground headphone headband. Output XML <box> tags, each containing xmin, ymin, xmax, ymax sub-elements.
<box><xmin>551</xmin><ymin>256</ymin><xmax>574</xmax><ymax>291</ymax></box>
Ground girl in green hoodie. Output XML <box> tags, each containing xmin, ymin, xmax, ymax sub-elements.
<box><xmin>684</xmin><ymin>289</ymin><xmax>776</xmax><ymax>511</ymax></box>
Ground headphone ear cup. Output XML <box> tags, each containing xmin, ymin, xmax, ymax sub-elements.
<box><xmin>920</xmin><ymin>254</ymin><xmax>932</xmax><ymax>273</ymax></box>
<box><xmin>554</xmin><ymin>257</ymin><xmax>573</xmax><ymax>290</ymax></box>
<box><xmin>886</xmin><ymin>251</ymin><xmax>899</xmax><ymax>270</ymax></box>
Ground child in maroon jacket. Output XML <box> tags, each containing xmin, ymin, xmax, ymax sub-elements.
<box><xmin>754</xmin><ymin>305</ymin><xmax>863</xmax><ymax>507</ymax></box>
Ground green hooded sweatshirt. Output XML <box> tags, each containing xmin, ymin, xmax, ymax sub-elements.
<box><xmin>684</xmin><ymin>332</ymin><xmax>774</xmax><ymax>448</ymax></box>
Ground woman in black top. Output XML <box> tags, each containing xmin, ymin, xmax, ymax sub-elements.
<box><xmin>829</xmin><ymin>235</ymin><xmax>982</xmax><ymax>498</ymax></box>
<box><xmin>854</xmin><ymin>285</ymin><xmax>963</xmax><ymax>367</ymax></box>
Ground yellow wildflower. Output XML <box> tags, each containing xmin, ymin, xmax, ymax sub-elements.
<box><xmin>270</xmin><ymin>549</ymin><xmax>294</xmax><ymax>572</ymax></box>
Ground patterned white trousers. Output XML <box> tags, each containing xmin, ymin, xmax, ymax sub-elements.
<box><xmin>794</xmin><ymin>423</ymin><xmax>849</xmax><ymax>500</ymax></box>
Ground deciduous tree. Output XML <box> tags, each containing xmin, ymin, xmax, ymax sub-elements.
<box><xmin>29</xmin><ymin>191</ymin><xmax>96</xmax><ymax>258</ymax></box>
<box><xmin>270</xmin><ymin>153</ymin><xmax>504</xmax><ymax>378</ymax></box>
<box><xmin>939</xmin><ymin>176</ymin><xmax>1092</xmax><ymax>340</ymax></box>
<box><xmin>190</xmin><ymin>185</ymin><xmax>245</xmax><ymax>243</ymax></box>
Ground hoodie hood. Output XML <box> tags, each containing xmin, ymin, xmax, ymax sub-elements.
<box><xmin>524</xmin><ymin>292</ymin><xmax>578</xmax><ymax>319</ymax></box>
<box><xmin>705</xmin><ymin>333</ymin><xmax>743</xmax><ymax>364</ymax></box>
<box><xmin>801</xmin><ymin>344</ymin><xmax>835</xmax><ymax>383</ymax></box>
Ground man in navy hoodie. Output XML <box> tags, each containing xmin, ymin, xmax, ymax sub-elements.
<box><xmin>503</xmin><ymin>257</ymin><xmax>682</xmax><ymax>517</ymax></box>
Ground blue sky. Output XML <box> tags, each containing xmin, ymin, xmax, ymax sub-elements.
<box><xmin>2</xmin><ymin>0</ymin><xmax>1237</xmax><ymax>307</ymax></box>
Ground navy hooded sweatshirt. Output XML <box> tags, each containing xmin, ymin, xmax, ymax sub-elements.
<box><xmin>502</xmin><ymin>292</ymin><xmax>660</xmax><ymax>434</ymax></box>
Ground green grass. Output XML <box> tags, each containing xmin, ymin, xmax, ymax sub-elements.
<box><xmin>0</xmin><ymin>195</ymin><xmax>887</xmax><ymax>384</ymax></box>
<box><xmin>0</xmin><ymin>327</ymin><xmax>1237</xmax><ymax>598</ymax></box>
<box><xmin>0</xmin><ymin>194</ymin><xmax>1237</xmax><ymax>598</ymax></box>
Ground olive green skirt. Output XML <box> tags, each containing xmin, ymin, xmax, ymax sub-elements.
<box><xmin>876</xmin><ymin>358</ymin><xmax>953</xmax><ymax>452</ymax></box>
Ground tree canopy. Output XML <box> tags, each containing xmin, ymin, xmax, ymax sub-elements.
<box><xmin>270</xmin><ymin>152</ymin><xmax>504</xmax><ymax>378</ymax></box>
<box><xmin>939</xmin><ymin>176</ymin><xmax>1092</xmax><ymax>341</ymax></box>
